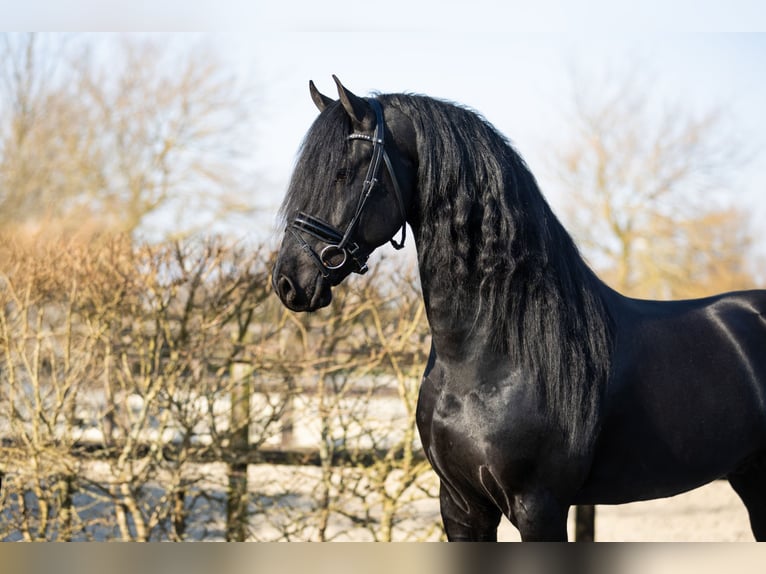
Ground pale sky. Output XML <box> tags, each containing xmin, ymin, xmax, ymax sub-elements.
<box><xmin>3</xmin><ymin>2</ymin><xmax>766</xmax><ymax>257</ymax></box>
<box><xmin>240</xmin><ymin>27</ymin><xmax>766</xmax><ymax>258</ymax></box>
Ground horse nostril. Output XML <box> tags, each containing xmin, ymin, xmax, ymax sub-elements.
<box><xmin>277</xmin><ymin>275</ymin><xmax>296</xmax><ymax>303</ymax></box>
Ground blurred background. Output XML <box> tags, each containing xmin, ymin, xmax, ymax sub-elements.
<box><xmin>0</xmin><ymin>2</ymin><xmax>765</xmax><ymax>543</ymax></box>
<box><xmin>3</xmin><ymin>25</ymin><xmax>765</xmax><ymax>290</ymax></box>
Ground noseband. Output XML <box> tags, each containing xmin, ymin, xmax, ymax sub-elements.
<box><xmin>287</xmin><ymin>99</ymin><xmax>407</xmax><ymax>284</ymax></box>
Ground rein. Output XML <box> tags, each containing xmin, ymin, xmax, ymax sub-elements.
<box><xmin>287</xmin><ymin>99</ymin><xmax>407</xmax><ymax>284</ymax></box>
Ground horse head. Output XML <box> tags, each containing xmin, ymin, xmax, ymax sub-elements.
<box><xmin>272</xmin><ymin>77</ymin><xmax>416</xmax><ymax>312</ymax></box>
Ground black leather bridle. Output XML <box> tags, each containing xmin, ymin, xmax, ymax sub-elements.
<box><xmin>287</xmin><ymin>99</ymin><xmax>407</xmax><ymax>285</ymax></box>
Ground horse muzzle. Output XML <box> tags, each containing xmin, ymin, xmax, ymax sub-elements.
<box><xmin>272</xmin><ymin>264</ymin><xmax>333</xmax><ymax>312</ymax></box>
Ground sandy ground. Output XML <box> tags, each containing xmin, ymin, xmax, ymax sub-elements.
<box><xmin>215</xmin><ymin>466</ymin><xmax>757</xmax><ymax>541</ymax></box>
<box><xmin>243</xmin><ymin>466</ymin><xmax>754</xmax><ymax>542</ymax></box>
<box><xmin>496</xmin><ymin>480</ymin><xmax>752</xmax><ymax>541</ymax></box>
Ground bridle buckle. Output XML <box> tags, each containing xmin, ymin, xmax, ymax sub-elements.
<box><xmin>319</xmin><ymin>244</ymin><xmax>348</xmax><ymax>270</ymax></box>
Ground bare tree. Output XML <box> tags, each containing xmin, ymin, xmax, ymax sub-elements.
<box><xmin>0</xmin><ymin>34</ymin><xmax>99</xmax><ymax>231</ymax></box>
<box><xmin>0</xmin><ymin>235</ymin><xmax>127</xmax><ymax>540</ymax></box>
<box><xmin>0</xmin><ymin>236</ymin><xmax>291</xmax><ymax>541</ymax></box>
<box><xmin>0</xmin><ymin>232</ymin><xmax>445</xmax><ymax>541</ymax></box>
<box><xmin>552</xmin><ymin>70</ymin><xmax>756</xmax><ymax>298</ymax></box>
<box><xmin>251</xmin><ymin>263</ymin><xmax>442</xmax><ymax>542</ymax></box>
<box><xmin>0</xmin><ymin>33</ymin><xmax>254</xmax><ymax>238</ymax></box>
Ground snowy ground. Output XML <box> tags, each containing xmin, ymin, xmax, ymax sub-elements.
<box><xmin>1</xmin><ymin>461</ymin><xmax>752</xmax><ymax>541</ymax></box>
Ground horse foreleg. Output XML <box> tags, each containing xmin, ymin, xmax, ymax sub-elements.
<box><xmin>510</xmin><ymin>490</ymin><xmax>569</xmax><ymax>542</ymax></box>
<box><xmin>439</xmin><ymin>483</ymin><xmax>502</xmax><ymax>541</ymax></box>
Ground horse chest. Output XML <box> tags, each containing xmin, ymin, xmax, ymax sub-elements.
<box><xmin>416</xmin><ymin>362</ymin><xmax>550</xmax><ymax>492</ymax></box>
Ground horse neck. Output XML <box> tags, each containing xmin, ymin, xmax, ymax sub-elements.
<box><xmin>382</xmin><ymin>94</ymin><xmax>610</xmax><ymax>362</ymax></box>
<box><xmin>393</xmin><ymin>98</ymin><xmax>613</xmax><ymax>451</ymax></box>
<box><xmin>410</xmin><ymin>184</ymin><xmax>614</xmax><ymax>451</ymax></box>
<box><xmin>408</xmin><ymin>159</ymin><xmax>609</xmax><ymax>366</ymax></box>
<box><xmin>414</xmin><ymin>267</ymin><xmax>490</xmax><ymax>363</ymax></box>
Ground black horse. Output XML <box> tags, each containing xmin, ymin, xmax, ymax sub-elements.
<box><xmin>272</xmin><ymin>76</ymin><xmax>766</xmax><ymax>541</ymax></box>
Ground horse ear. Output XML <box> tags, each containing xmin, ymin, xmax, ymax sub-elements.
<box><xmin>309</xmin><ymin>80</ymin><xmax>334</xmax><ymax>112</ymax></box>
<box><xmin>332</xmin><ymin>75</ymin><xmax>370</xmax><ymax>126</ymax></box>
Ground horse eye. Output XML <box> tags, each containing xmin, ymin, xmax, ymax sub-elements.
<box><xmin>335</xmin><ymin>168</ymin><xmax>349</xmax><ymax>182</ymax></box>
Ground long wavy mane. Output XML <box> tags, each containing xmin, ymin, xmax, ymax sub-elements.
<box><xmin>282</xmin><ymin>92</ymin><xmax>614</xmax><ymax>453</ymax></box>
<box><xmin>380</xmin><ymin>93</ymin><xmax>614</xmax><ymax>453</ymax></box>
